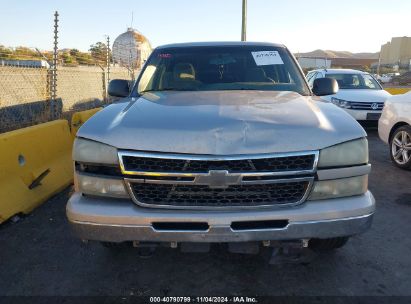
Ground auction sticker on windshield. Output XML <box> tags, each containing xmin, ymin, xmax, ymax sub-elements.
<box><xmin>251</xmin><ymin>51</ymin><xmax>284</xmax><ymax>66</ymax></box>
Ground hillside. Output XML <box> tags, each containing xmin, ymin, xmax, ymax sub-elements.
<box><xmin>297</xmin><ymin>49</ymin><xmax>379</xmax><ymax>59</ymax></box>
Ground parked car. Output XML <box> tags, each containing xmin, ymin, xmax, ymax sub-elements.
<box><xmin>373</xmin><ymin>74</ymin><xmax>383</xmax><ymax>84</ymax></box>
<box><xmin>67</xmin><ymin>42</ymin><xmax>374</xmax><ymax>255</ymax></box>
<box><xmin>376</xmin><ymin>74</ymin><xmax>393</xmax><ymax>84</ymax></box>
<box><xmin>391</xmin><ymin>72</ymin><xmax>411</xmax><ymax>86</ymax></box>
<box><xmin>306</xmin><ymin>69</ymin><xmax>391</xmax><ymax>121</ymax></box>
<box><xmin>379</xmin><ymin>91</ymin><xmax>411</xmax><ymax>169</ymax></box>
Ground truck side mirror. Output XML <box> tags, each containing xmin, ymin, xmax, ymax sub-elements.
<box><xmin>312</xmin><ymin>78</ymin><xmax>339</xmax><ymax>96</ymax></box>
<box><xmin>108</xmin><ymin>79</ymin><xmax>130</xmax><ymax>97</ymax></box>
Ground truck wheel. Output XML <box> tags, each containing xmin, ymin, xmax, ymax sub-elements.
<box><xmin>309</xmin><ymin>237</ymin><xmax>349</xmax><ymax>252</ymax></box>
<box><xmin>390</xmin><ymin>125</ymin><xmax>411</xmax><ymax>170</ymax></box>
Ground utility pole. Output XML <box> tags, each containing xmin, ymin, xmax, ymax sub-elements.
<box><xmin>241</xmin><ymin>0</ymin><xmax>247</xmax><ymax>41</ymax></box>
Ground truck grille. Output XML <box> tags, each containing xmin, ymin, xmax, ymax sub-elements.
<box><xmin>130</xmin><ymin>181</ymin><xmax>310</xmax><ymax>207</ymax></box>
<box><xmin>350</xmin><ymin>102</ymin><xmax>384</xmax><ymax>110</ymax></box>
<box><xmin>121</xmin><ymin>154</ymin><xmax>315</xmax><ymax>173</ymax></box>
<box><xmin>119</xmin><ymin>151</ymin><xmax>318</xmax><ymax>209</ymax></box>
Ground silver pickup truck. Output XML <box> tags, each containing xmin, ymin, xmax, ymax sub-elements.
<box><xmin>67</xmin><ymin>42</ymin><xmax>374</xmax><ymax>254</ymax></box>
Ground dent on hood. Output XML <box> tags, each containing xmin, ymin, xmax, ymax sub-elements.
<box><xmin>78</xmin><ymin>91</ymin><xmax>365</xmax><ymax>155</ymax></box>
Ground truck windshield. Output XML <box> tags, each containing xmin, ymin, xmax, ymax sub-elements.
<box><xmin>134</xmin><ymin>45</ymin><xmax>310</xmax><ymax>96</ymax></box>
<box><xmin>325</xmin><ymin>73</ymin><xmax>381</xmax><ymax>90</ymax></box>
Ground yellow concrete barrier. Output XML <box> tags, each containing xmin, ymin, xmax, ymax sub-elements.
<box><xmin>70</xmin><ymin>107</ymin><xmax>102</xmax><ymax>137</ymax></box>
<box><xmin>0</xmin><ymin>120</ymin><xmax>73</xmax><ymax>223</ymax></box>
<box><xmin>385</xmin><ymin>87</ymin><xmax>411</xmax><ymax>95</ymax></box>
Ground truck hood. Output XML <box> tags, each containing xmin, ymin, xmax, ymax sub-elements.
<box><xmin>78</xmin><ymin>90</ymin><xmax>366</xmax><ymax>155</ymax></box>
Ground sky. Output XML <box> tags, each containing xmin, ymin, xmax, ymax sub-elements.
<box><xmin>0</xmin><ymin>0</ymin><xmax>410</xmax><ymax>53</ymax></box>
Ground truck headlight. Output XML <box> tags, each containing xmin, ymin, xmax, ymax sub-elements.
<box><xmin>76</xmin><ymin>173</ymin><xmax>129</xmax><ymax>198</ymax></box>
<box><xmin>308</xmin><ymin>175</ymin><xmax>368</xmax><ymax>200</ymax></box>
<box><xmin>73</xmin><ymin>138</ymin><xmax>118</xmax><ymax>165</ymax></box>
<box><xmin>73</xmin><ymin>138</ymin><xmax>128</xmax><ymax>198</ymax></box>
<box><xmin>331</xmin><ymin>97</ymin><xmax>352</xmax><ymax>109</ymax></box>
<box><xmin>318</xmin><ymin>138</ymin><xmax>368</xmax><ymax>168</ymax></box>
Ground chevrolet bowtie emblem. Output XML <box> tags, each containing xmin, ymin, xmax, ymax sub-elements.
<box><xmin>195</xmin><ymin>170</ymin><xmax>242</xmax><ymax>189</ymax></box>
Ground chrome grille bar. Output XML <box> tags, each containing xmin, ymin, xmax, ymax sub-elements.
<box><xmin>350</xmin><ymin>102</ymin><xmax>384</xmax><ymax>110</ymax></box>
<box><xmin>118</xmin><ymin>150</ymin><xmax>319</xmax><ymax>177</ymax></box>
<box><xmin>118</xmin><ymin>151</ymin><xmax>319</xmax><ymax>209</ymax></box>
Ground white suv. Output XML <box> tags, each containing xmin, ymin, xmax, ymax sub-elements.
<box><xmin>306</xmin><ymin>69</ymin><xmax>391</xmax><ymax>121</ymax></box>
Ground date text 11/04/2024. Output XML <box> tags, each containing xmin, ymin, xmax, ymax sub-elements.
<box><xmin>149</xmin><ymin>296</ymin><xmax>258</xmax><ymax>303</ymax></box>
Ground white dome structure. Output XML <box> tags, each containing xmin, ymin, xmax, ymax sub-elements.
<box><xmin>112</xmin><ymin>28</ymin><xmax>152</xmax><ymax>69</ymax></box>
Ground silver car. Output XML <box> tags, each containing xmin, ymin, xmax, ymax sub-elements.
<box><xmin>67</xmin><ymin>42</ymin><xmax>374</xmax><ymax>254</ymax></box>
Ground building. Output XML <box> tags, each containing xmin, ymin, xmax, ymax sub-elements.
<box><xmin>297</xmin><ymin>57</ymin><xmax>331</xmax><ymax>70</ymax></box>
<box><xmin>112</xmin><ymin>28</ymin><xmax>152</xmax><ymax>69</ymax></box>
<box><xmin>331</xmin><ymin>58</ymin><xmax>377</xmax><ymax>69</ymax></box>
<box><xmin>297</xmin><ymin>56</ymin><xmax>377</xmax><ymax>71</ymax></box>
<box><xmin>380</xmin><ymin>37</ymin><xmax>411</xmax><ymax>68</ymax></box>
<box><xmin>0</xmin><ymin>59</ymin><xmax>49</xmax><ymax>68</ymax></box>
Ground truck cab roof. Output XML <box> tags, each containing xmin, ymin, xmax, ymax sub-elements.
<box><xmin>156</xmin><ymin>41</ymin><xmax>285</xmax><ymax>49</ymax></box>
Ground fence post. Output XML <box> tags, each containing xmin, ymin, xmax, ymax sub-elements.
<box><xmin>50</xmin><ymin>11</ymin><xmax>59</xmax><ymax>120</ymax></box>
<box><xmin>102</xmin><ymin>70</ymin><xmax>106</xmax><ymax>102</ymax></box>
<box><xmin>105</xmin><ymin>36</ymin><xmax>110</xmax><ymax>102</ymax></box>
<box><xmin>106</xmin><ymin>36</ymin><xmax>110</xmax><ymax>85</ymax></box>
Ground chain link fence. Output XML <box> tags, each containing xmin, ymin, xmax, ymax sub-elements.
<box><xmin>58</xmin><ymin>65</ymin><xmax>132</xmax><ymax>118</ymax></box>
<box><xmin>0</xmin><ymin>56</ymin><xmax>136</xmax><ymax>133</ymax></box>
<box><xmin>0</xmin><ymin>62</ymin><xmax>51</xmax><ymax>132</ymax></box>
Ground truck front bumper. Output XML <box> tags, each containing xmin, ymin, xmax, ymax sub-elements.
<box><xmin>343</xmin><ymin>109</ymin><xmax>382</xmax><ymax>121</ymax></box>
<box><xmin>67</xmin><ymin>192</ymin><xmax>375</xmax><ymax>243</ymax></box>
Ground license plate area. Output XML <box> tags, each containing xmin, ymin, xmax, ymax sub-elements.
<box><xmin>366</xmin><ymin>113</ymin><xmax>381</xmax><ymax>120</ymax></box>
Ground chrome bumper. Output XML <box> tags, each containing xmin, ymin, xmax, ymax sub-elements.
<box><xmin>66</xmin><ymin>192</ymin><xmax>375</xmax><ymax>243</ymax></box>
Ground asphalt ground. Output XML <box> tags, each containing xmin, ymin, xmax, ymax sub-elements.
<box><xmin>0</xmin><ymin>128</ymin><xmax>410</xmax><ymax>299</ymax></box>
